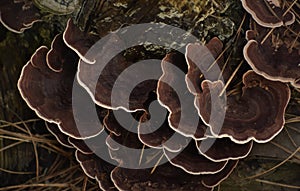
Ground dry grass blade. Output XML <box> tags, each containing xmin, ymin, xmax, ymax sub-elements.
<box><xmin>262</xmin><ymin>0</ymin><xmax>283</xmax><ymax>22</ymax></box>
<box><xmin>245</xmin><ymin>147</ymin><xmax>300</xmax><ymax>179</ymax></box>
<box><xmin>288</xmin><ymin>32</ymin><xmax>299</xmax><ymax>52</ymax></box>
<box><xmin>206</xmin><ymin>44</ymin><xmax>230</xmax><ymax>72</ymax></box>
<box><xmin>283</xmin><ymin>0</ymin><xmax>298</xmax><ymax>16</ymax></box>
<box><xmin>0</xmin><ymin>135</ymin><xmax>28</xmax><ymax>142</ymax></box>
<box><xmin>270</xmin><ymin>142</ymin><xmax>300</xmax><ymax>160</ymax></box>
<box><xmin>286</xmin><ymin>125</ymin><xmax>300</xmax><ymax>133</ymax></box>
<box><xmin>145</xmin><ymin>150</ymin><xmax>163</xmax><ymax>164</ymax></box>
<box><xmin>233</xmin><ymin>13</ymin><xmax>246</xmax><ymax>43</ymax></box>
<box><xmin>285</xmin><ymin>116</ymin><xmax>300</xmax><ymax>123</ymax></box>
<box><xmin>22</xmin><ymin>123</ymin><xmax>39</xmax><ymax>180</ymax></box>
<box><xmin>139</xmin><ymin>144</ymin><xmax>146</xmax><ymax>165</ymax></box>
<box><xmin>219</xmin><ymin>60</ymin><xmax>243</xmax><ymax>97</ymax></box>
<box><xmin>0</xmin><ymin>141</ymin><xmax>23</xmax><ymax>152</ymax></box>
<box><xmin>150</xmin><ymin>153</ymin><xmax>164</xmax><ymax>174</ymax></box>
<box><xmin>1</xmin><ymin>108</ymin><xmax>41</xmax><ymax>181</ymax></box>
<box><xmin>261</xmin><ymin>28</ymin><xmax>275</xmax><ymax>45</ymax></box>
<box><xmin>0</xmin><ymin>183</ymin><xmax>70</xmax><ymax>190</ymax></box>
<box><xmin>0</xmin><ymin>168</ymin><xmax>35</xmax><ymax>175</ymax></box>
<box><xmin>0</xmin><ymin>119</ymin><xmax>40</xmax><ymax>133</ymax></box>
<box><xmin>218</xmin><ymin>50</ymin><xmax>233</xmax><ymax>80</ymax></box>
<box><xmin>0</xmin><ymin>128</ymin><xmax>61</xmax><ymax>145</ymax></box>
<box><xmin>255</xmin><ymin>179</ymin><xmax>300</xmax><ymax>189</ymax></box>
<box><xmin>284</xmin><ymin>127</ymin><xmax>298</xmax><ymax>148</ymax></box>
<box><xmin>82</xmin><ymin>176</ymin><xmax>88</xmax><ymax>191</ymax></box>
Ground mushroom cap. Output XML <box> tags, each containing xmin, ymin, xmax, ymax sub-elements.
<box><xmin>201</xmin><ymin>160</ymin><xmax>238</xmax><ymax>188</ymax></box>
<box><xmin>138</xmin><ymin>110</ymin><xmax>252</xmax><ymax>162</ymax></box>
<box><xmin>163</xmin><ymin>142</ymin><xmax>228</xmax><ymax>175</ymax></box>
<box><xmin>68</xmin><ymin>129</ymin><xmax>109</xmax><ymax>155</ymax></box>
<box><xmin>0</xmin><ymin>0</ymin><xmax>41</xmax><ymax>33</ymax></box>
<box><xmin>185</xmin><ymin>37</ymin><xmax>231</xmax><ymax>95</ymax></box>
<box><xmin>63</xmin><ymin>19</ymin><xmax>99</xmax><ymax>64</ymax></box>
<box><xmin>104</xmin><ymin>110</ymin><xmax>166</xmax><ymax>169</ymax></box>
<box><xmin>197</xmin><ymin>70</ymin><xmax>290</xmax><ymax>143</ymax></box>
<box><xmin>77</xmin><ymin>47</ymin><xmax>159</xmax><ymax>111</ymax></box>
<box><xmin>241</xmin><ymin>0</ymin><xmax>295</xmax><ymax>28</ymax></box>
<box><xmin>157</xmin><ymin>52</ymin><xmax>209</xmax><ymax>140</ymax></box>
<box><xmin>46</xmin><ymin>34</ymin><xmax>67</xmax><ymax>72</ymax></box>
<box><xmin>111</xmin><ymin>159</ymin><xmax>238</xmax><ymax>191</ymax></box>
<box><xmin>17</xmin><ymin>36</ymin><xmax>106</xmax><ymax>139</ymax></box>
<box><xmin>75</xmin><ymin>150</ymin><xmax>117</xmax><ymax>191</ymax></box>
<box><xmin>138</xmin><ymin>114</ymin><xmax>189</xmax><ymax>152</ymax></box>
<box><xmin>243</xmin><ymin>23</ymin><xmax>300</xmax><ymax>88</ymax></box>
<box><xmin>45</xmin><ymin>122</ymin><xmax>73</xmax><ymax>148</ymax></box>
<box><xmin>111</xmin><ymin>163</ymin><xmax>213</xmax><ymax>191</ymax></box>
<box><xmin>196</xmin><ymin>138</ymin><xmax>253</xmax><ymax>162</ymax></box>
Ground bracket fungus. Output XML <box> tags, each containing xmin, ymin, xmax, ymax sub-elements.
<box><xmin>63</xmin><ymin>18</ymin><xmax>100</xmax><ymax>63</ymax></box>
<box><xmin>244</xmin><ymin>22</ymin><xmax>300</xmax><ymax>88</ymax></box>
<box><xmin>185</xmin><ymin>37</ymin><xmax>231</xmax><ymax>95</ymax></box>
<box><xmin>0</xmin><ymin>0</ymin><xmax>41</xmax><ymax>33</ymax></box>
<box><xmin>77</xmin><ymin>48</ymin><xmax>159</xmax><ymax>111</ymax></box>
<box><xmin>75</xmin><ymin>151</ymin><xmax>117</xmax><ymax>191</ymax></box>
<box><xmin>17</xmin><ymin>13</ymin><xmax>294</xmax><ymax>189</ymax></box>
<box><xmin>163</xmin><ymin>142</ymin><xmax>228</xmax><ymax>175</ymax></box>
<box><xmin>197</xmin><ymin>70</ymin><xmax>290</xmax><ymax>143</ymax></box>
<box><xmin>46</xmin><ymin>122</ymin><xmax>73</xmax><ymax>148</ymax></box>
<box><xmin>196</xmin><ymin>138</ymin><xmax>253</xmax><ymax>162</ymax></box>
<box><xmin>111</xmin><ymin>159</ymin><xmax>239</xmax><ymax>191</ymax></box>
<box><xmin>64</xmin><ymin>19</ymin><xmax>158</xmax><ymax>111</ymax></box>
<box><xmin>240</xmin><ymin>0</ymin><xmax>295</xmax><ymax>28</ymax></box>
<box><xmin>157</xmin><ymin>52</ymin><xmax>209</xmax><ymax>140</ymax></box>
<box><xmin>111</xmin><ymin>164</ymin><xmax>212</xmax><ymax>191</ymax></box>
<box><xmin>18</xmin><ymin>33</ymin><xmax>107</xmax><ymax>139</ymax></box>
<box><xmin>106</xmin><ymin>120</ymin><xmax>239</xmax><ymax>191</ymax></box>
<box><xmin>138</xmin><ymin>115</ymin><xmax>190</xmax><ymax>152</ymax></box>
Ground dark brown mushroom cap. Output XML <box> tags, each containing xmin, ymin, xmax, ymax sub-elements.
<box><xmin>111</xmin><ymin>159</ymin><xmax>238</xmax><ymax>191</ymax></box>
<box><xmin>75</xmin><ymin>150</ymin><xmax>117</xmax><ymax>191</ymax></box>
<box><xmin>103</xmin><ymin>110</ymin><xmax>142</xmax><ymax>140</ymax></box>
<box><xmin>157</xmin><ymin>52</ymin><xmax>209</xmax><ymax>140</ymax></box>
<box><xmin>163</xmin><ymin>142</ymin><xmax>228</xmax><ymax>175</ymax></box>
<box><xmin>18</xmin><ymin>39</ymin><xmax>106</xmax><ymax>139</ymax></box>
<box><xmin>46</xmin><ymin>34</ymin><xmax>67</xmax><ymax>72</ymax></box>
<box><xmin>196</xmin><ymin>138</ymin><xmax>253</xmax><ymax>162</ymax></box>
<box><xmin>245</xmin><ymin>29</ymin><xmax>257</xmax><ymax>41</ymax></box>
<box><xmin>45</xmin><ymin>122</ymin><xmax>73</xmax><ymax>148</ymax></box>
<box><xmin>78</xmin><ymin>48</ymin><xmax>159</xmax><ymax>111</ymax></box>
<box><xmin>104</xmin><ymin>110</ymin><xmax>165</xmax><ymax>168</ymax></box>
<box><xmin>111</xmin><ymin>163</ymin><xmax>213</xmax><ymax>191</ymax></box>
<box><xmin>185</xmin><ymin>37</ymin><xmax>231</xmax><ymax>95</ymax></box>
<box><xmin>201</xmin><ymin>160</ymin><xmax>238</xmax><ymax>188</ymax></box>
<box><xmin>241</xmin><ymin>0</ymin><xmax>295</xmax><ymax>27</ymax></box>
<box><xmin>68</xmin><ymin>129</ymin><xmax>109</xmax><ymax>154</ymax></box>
<box><xmin>197</xmin><ymin>70</ymin><xmax>290</xmax><ymax>143</ymax></box>
<box><xmin>138</xmin><ymin>114</ymin><xmax>189</xmax><ymax>152</ymax></box>
<box><xmin>0</xmin><ymin>0</ymin><xmax>41</xmax><ymax>33</ymax></box>
<box><xmin>244</xmin><ymin>24</ymin><xmax>300</xmax><ymax>88</ymax></box>
<box><xmin>63</xmin><ymin>18</ymin><xmax>99</xmax><ymax>63</ymax></box>
<box><xmin>104</xmin><ymin>110</ymin><xmax>143</xmax><ymax>152</ymax></box>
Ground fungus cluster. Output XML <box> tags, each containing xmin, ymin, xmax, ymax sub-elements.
<box><xmin>15</xmin><ymin>16</ymin><xmax>293</xmax><ymax>190</ymax></box>
<box><xmin>241</xmin><ymin>0</ymin><xmax>300</xmax><ymax>88</ymax></box>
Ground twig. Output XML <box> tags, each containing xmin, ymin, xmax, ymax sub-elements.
<box><xmin>255</xmin><ymin>179</ymin><xmax>300</xmax><ymax>189</ymax></box>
